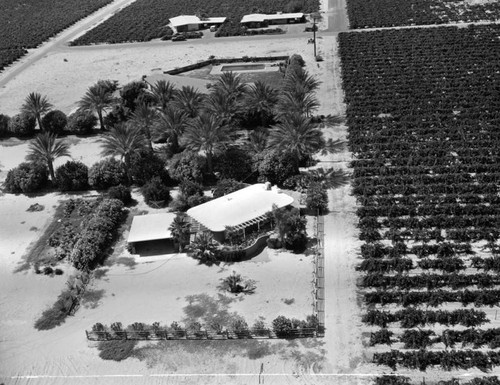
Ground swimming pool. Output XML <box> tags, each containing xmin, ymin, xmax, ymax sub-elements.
<box><xmin>220</xmin><ymin>63</ymin><xmax>266</xmax><ymax>72</ymax></box>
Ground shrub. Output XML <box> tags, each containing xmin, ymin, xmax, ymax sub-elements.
<box><xmin>4</xmin><ymin>162</ymin><xmax>48</xmax><ymax>193</ymax></box>
<box><xmin>141</xmin><ymin>177</ymin><xmax>171</xmax><ymax>207</ymax></box>
<box><xmin>120</xmin><ymin>81</ymin><xmax>149</xmax><ymax>112</ymax></box>
<box><xmin>97</xmin><ymin>340</ymin><xmax>137</xmax><ymax>361</ymax></box>
<box><xmin>43</xmin><ymin>266</ymin><xmax>54</xmax><ymax>275</ymax></box>
<box><xmin>55</xmin><ymin>161</ymin><xmax>89</xmax><ymax>191</ymax></box>
<box><xmin>34</xmin><ymin>290</ymin><xmax>75</xmax><ymax>330</ymax></box>
<box><xmin>129</xmin><ymin>150</ymin><xmax>171</xmax><ymax>186</ymax></box>
<box><xmin>41</xmin><ymin>110</ymin><xmax>67</xmax><ymax>135</ymax></box>
<box><xmin>108</xmin><ymin>184</ymin><xmax>132</xmax><ymax>205</ymax></box>
<box><xmin>212</xmin><ymin>178</ymin><xmax>245</xmax><ymax>198</ymax></box>
<box><xmin>255</xmin><ymin>150</ymin><xmax>299</xmax><ymax>186</ymax></box>
<box><xmin>168</xmin><ymin>151</ymin><xmax>206</xmax><ymax>183</ymax></box>
<box><xmin>54</xmin><ymin>268</ymin><xmax>64</xmax><ymax>275</ymax></box>
<box><xmin>306</xmin><ymin>182</ymin><xmax>329</xmax><ymax>213</ymax></box>
<box><xmin>213</xmin><ymin>147</ymin><xmax>254</xmax><ymax>181</ymax></box>
<box><xmin>179</xmin><ymin>180</ymin><xmax>204</xmax><ymax>197</ymax></box>
<box><xmin>8</xmin><ymin>113</ymin><xmax>36</xmax><ymax>137</ymax></box>
<box><xmin>88</xmin><ymin>158</ymin><xmax>127</xmax><ymax>190</ymax></box>
<box><xmin>272</xmin><ymin>206</ymin><xmax>307</xmax><ymax>252</ymax></box>
<box><xmin>272</xmin><ymin>315</ymin><xmax>293</xmax><ymax>337</ymax></box>
<box><xmin>0</xmin><ymin>114</ymin><xmax>10</xmax><ymax>137</ymax></box>
<box><xmin>66</xmin><ymin>110</ymin><xmax>97</xmax><ymax>134</ymax></box>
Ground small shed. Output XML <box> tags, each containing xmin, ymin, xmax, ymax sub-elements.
<box><xmin>127</xmin><ymin>213</ymin><xmax>177</xmax><ymax>253</ymax></box>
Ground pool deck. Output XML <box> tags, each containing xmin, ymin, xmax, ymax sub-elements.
<box><xmin>210</xmin><ymin>62</ymin><xmax>281</xmax><ymax>75</ymax></box>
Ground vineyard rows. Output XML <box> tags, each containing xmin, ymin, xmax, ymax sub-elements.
<box><xmin>0</xmin><ymin>0</ymin><xmax>112</xmax><ymax>71</ymax></box>
<box><xmin>346</xmin><ymin>0</ymin><xmax>500</xmax><ymax>29</ymax></box>
<box><xmin>339</xmin><ymin>25</ymin><xmax>500</xmax><ymax>372</ymax></box>
<box><xmin>71</xmin><ymin>0</ymin><xmax>319</xmax><ymax>45</ymax></box>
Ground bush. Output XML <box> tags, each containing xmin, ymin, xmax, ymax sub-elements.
<box><xmin>213</xmin><ymin>147</ymin><xmax>254</xmax><ymax>182</ymax></box>
<box><xmin>306</xmin><ymin>182</ymin><xmax>328</xmax><ymax>213</ymax></box>
<box><xmin>41</xmin><ymin>110</ymin><xmax>67</xmax><ymax>135</ymax></box>
<box><xmin>70</xmin><ymin>199</ymin><xmax>124</xmax><ymax>270</ymax></box>
<box><xmin>8</xmin><ymin>113</ymin><xmax>36</xmax><ymax>137</ymax></box>
<box><xmin>66</xmin><ymin>110</ymin><xmax>97</xmax><ymax>134</ymax></box>
<box><xmin>272</xmin><ymin>206</ymin><xmax>308</xmax><ymax>252</ymax></box>
<box><xmin>88</xmin><ymin>158</ymin><xmax>127</xmax><ymax>190</ymax></box>
<box><xmin>108</xmin><ymin>184</ymin><xmax>132</xmax><ymax>205</ymax></box>
<box><xmin>141</xmin><ymin>177</ymin><xmax>171</xmax><ymax>207</ymax></box>
<box><xmin>55</xmin><ymin>161</ymin><xmax>89</xmax><ymax>191</ymax></box>
<box><xmin>0</xmin><ymin>114</ymin><xmax>10</xmax><ymax>137</ymax></box>
<box><xmin>43</xmin><ymin>266</ymin><xmax>54</xmax><ymax>275</ymax></box>
<box><xmin>168</xmin><ymin>151</ymin><xmax>206</xmax><ymax>183</ymax></box>
<box><xmin>256</xmin><ymin>150</ymin><xmax>299</xmax><ymax>186</ymax></box>
<box><xmin>130</xmin><ymin>150</ymin><xmax>171</xmax><ymax>186</ymax></box>
<box><xmin>97</xmin><ymin>340</ymin><xmax>137</xmax><ymax>361</ymax></box>
<box><xmin>212</xmin><ymin>178</ymin><xmax>245</xmax><ymax>198</ymax></box>
<box><xmin>34</xmin><ymin>290</ymin><xmax>74</xmax><ymax>330</ymax></box>
<box><xmin>120</xmin><ymin>81</ymin><xmax>149</xmax><ymax>112</ymax></box>
<box><xmin>4</xmin><ymin>162</ymin><xmax>48</xmax><ymax>193</ymax></box>
<box><xmin>179</xmin><ymin>180</ymin><xmax>204</xmax><ymax>197</ymax></box>
<box><xmin>272</xmin><ymin>315</ymin><xmax>293</xmax><ymax>337</ymax></box>
<box><xmin>54</xmin><ymin>268</ymin><xmax>64</xmax><ymax>275</ymax></box>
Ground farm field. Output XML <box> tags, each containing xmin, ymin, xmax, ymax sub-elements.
<box><xmin>345</xmin><ymin>0</ymin><xmax>500</xmax><ymax>29</ymax></box>
<box><xmin>0</xmin><ymin>0</ymin><xmax>113</xmax><ymax>71</ymax></box>
<box><xmin>339</xmin><ymin>24</ymin><xmax>500</xmax><ymax>376</ymax></box>
<box><xmin>71</xmin><ymin>0</ymin><xmax>319</xmax><ymax>45</ymax></box>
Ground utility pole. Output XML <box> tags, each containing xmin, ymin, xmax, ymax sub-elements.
<box><xmin>311</xmin><ymin>12</ymin><xmax>321</xmax><ymax>58</ymax></box>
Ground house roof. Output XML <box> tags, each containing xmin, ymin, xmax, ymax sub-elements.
<box><xmin>127</xmin><ymin>213</ymin><xmax>176</xmax><ymax>243</ymax></box>
<box><xmin>187</xmin><ymin>183</ymin><xmax>294</xmax><ymax>232</ymax></box>
<box><xmin>144</xmin><ymin>73</ymin><xmax>212</xmax><ymax>94</ymax></box>
<box><xmin>169</xmin><ymin>15</ymin><xmax>227</xmax><ymax>27</ymax></box>
<box><xmin>240</xmin><ymin>13</ymin><xmax>304</xmax><ymax>24</ymax></box>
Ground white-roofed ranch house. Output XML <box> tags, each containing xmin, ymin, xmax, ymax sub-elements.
<box><xmin>168</xmin><ymin>15</ymin><xmax>227</xmax><ymax>33</ymax></box>
<box><xmin>240</xmin><ymin>12</ymin><xmax>305</xmax><ymax>29</ymax></box>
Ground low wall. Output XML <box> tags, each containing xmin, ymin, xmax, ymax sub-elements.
<box><xmin>165</xmin><ymin>55</ymin><xmax>289</xmax><ymax>75</ymax></box>
<box><xmin>244</xmin><ymin>233</ymin><xmax>270</xmax><ymax>258</ymax></box>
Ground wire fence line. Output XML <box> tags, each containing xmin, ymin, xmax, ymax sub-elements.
<box><xmin>314</xmin><ymin>213</ymin><xmax>326</xmax><ymax>334</ymax></box>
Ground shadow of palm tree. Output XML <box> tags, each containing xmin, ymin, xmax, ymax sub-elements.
<box><xmin>309</xmin><ymin>168</ymin><xmax>350</xmax><ymax>189</ymax></box>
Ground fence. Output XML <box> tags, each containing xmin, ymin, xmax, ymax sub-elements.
<box><xmin>314</xmin><ymin>214</ymin><xmax>325</xmax><ymax>334</ymax></box>
<box><xmin>86</xmin><ymin>327</ymin><xmax>320</xmax><ymax>341</ymax></box>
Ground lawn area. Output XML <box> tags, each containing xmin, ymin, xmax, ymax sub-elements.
<box><xmin>80</xmin><ymin>246</ymin><xmax>315</xmax><ymax>329</ymax></box>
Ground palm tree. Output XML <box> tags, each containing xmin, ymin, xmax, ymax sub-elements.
<box><xmin>172</xmin><ymin>86</ymin><xmax>205</xmax><ymax>118</ymax></box>
<box><xmin>98</xmin><ymin>124</ymin><xmax>148</xmax><ymax>183</ymax></box>
<box><xmin>245</xmin><ymin>81</ymin><xmax>278</xmax><ymax>127</ymax></box>
<box><xmin>78</xmin><ymin>84</ymin><xmax>115</xmax><ymax>130</ymax></box>
<box><xmin>21</xmin><ymin>92</ymin><xmax>53</xmax><ymax>131</ymax></box>
<box><xmin>26</xmin><ymin>132</ymin><xmax>70</xmax><ymax>180</ymax></box>
<box><xmin>267</xmin><ymin>113</ymin><xmax>325</xmax><ymax>166</ymax></box>
<box><xmin>155</xmin><ymin>105</ymin><xmax>188</xmax><ymax>150</ymax></box>
<box><xmin>148</xmin><ymin>80</ymin><xmax>176</xmax><ymax>112</ymax></box>
<box><xmin>283</xmin><ymin>70</ymin><xmax>321</xmax><ymax>95</ymax></box>
<box><xmin>213</xmin><ymin>71</ymin><xmax>247</xmax><ymax>100</ymax></box>
<box><xmin>188</xmin><ymin>232</ymin><xmax>218</xmax><ymax>265</ymax></box>
<box><xmin>275</xmin><ymin>90</ymin><xmax>319</xmax><ymax>118</ymax></box>
<box><xmin>245</xmin><ymin>128</ymin><xmax>269</xmax><ymax>155</ymax></box>
<box><xmin>169</xmin><ymin>214</ymin><xmax>191</xmax><ymax>252</ymax></box>
<box><xmin>204</xmin><ymin>89</ymin><xmax>240</xmax><ymax>124</ymax></box>
<box><xmin>184</xmin><ymin>113</ymin><xmax>236</xmax><ymax>174</ymax></box>
<box><xmin>130</xmin><ymin>102</ymin><xmax>158</xmax><ymax>151</ymax></box>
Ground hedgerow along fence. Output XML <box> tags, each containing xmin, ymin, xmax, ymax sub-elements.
<box><xmin>86</xmin><ymin>327</ymin><xmax>320</xmax><ymax>341</ymax></box>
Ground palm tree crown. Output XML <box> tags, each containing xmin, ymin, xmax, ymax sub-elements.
<box><xmin>26</xmin><ymin>132</ymin><xmax>70</xmax><ymax>180</ymax></box>
<box><xmin>21</xmin><ymin>92</ymin><xmax>53</xmax><ymax>131</ymax></box>
<box><xmin>130</xmin><ymin>102</ymin><xmax>158</xmax><ymax>151</ymax></box>
<box><xmin>154</xmin><ymin>105</ymin><xmax>188</xmax><ymax>150</ymax></box>
<box><xmin>148</xmin><ymin>80</ymin><xmax>176</xmax><ymax>112</ymax></box>
<box><xmin>172</xmin><ymin>86</ymin><xmax>205</xmax><ymax>118</ymax></box>
<box><xmin>245</xmin><ymin>81</ymin><xmax>278</xmax><ymax>127</ymax></box>
<box><xmin>184</xmin><ymin>113</ymin><xmax>235</xmax><ymax>173</ymax></box>
<box><xmin>99</xmin><ymin>124</ymin><xmax>148</xmax><ymax>181</ymax></box>
<box><xmin>78</xmin><ymin>84</ymin><xmax>115</xmax><ymax>130</ymax></box>
<box><xmin>169</xmin><ymin>214</ymin><xmax>191</xmax><ymax>252</ymax></box>
<box><xmin>267</xmin><ymin>113</ymin><xmax>325</xmax><ymax>163</ymax></box>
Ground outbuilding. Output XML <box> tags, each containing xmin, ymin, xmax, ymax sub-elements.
<box><xmin>169</xmin><ymin>15</ymin><xmax>227</xmax><ymax>33</ymax></box>
<box><xmin>240</xmin><ymin>13</ymin><xmax>305</xmax><ymax>28</ymax></box>
<box><xmin>127</xmin><ymin>213</ymin><xmax>177</xmax><ymax>254</ymax></box>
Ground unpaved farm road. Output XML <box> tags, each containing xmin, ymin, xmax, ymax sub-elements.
<box><xmin>0</xmin><ymin>0</ymin><xmax>138</xmax><ymax>89</ymax></box>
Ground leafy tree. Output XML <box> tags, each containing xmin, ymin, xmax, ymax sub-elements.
<box><xmin>88</xmin><ymin>158</ymin><xmax>127</xmax><ymax>190</ymax></box>
<box><xmin>188</xmin><ymin>232</ymin><xmax>218</xmax><ymax>265</ymax></box>
<box><xmin>148</xmin><ymin>80</ymin><xmax>176</xmax><ymax>111</ymax></box>
<box><xmin>172</xmin><ymin>86</ymin><xmax>204</xmax><ymax>118</ymax></box>
<box><xmin>212</xmin><ymin>178</ymin><xmax>245</xmax><ymax>198</ymax></box>
<box><xmin>184</xmin><ymin>114</ymin><xmax>235</xmax><ymax>174</ymax></box>
<box><xmin>271</xmin><ymin>205</ymin><xmax>307</xmax><ymax>252</ymax></box>
<box><xmin>168</xmin><ymin>150</ymin><xmax>206</xmax><ymax>183</ymax></box>
<box><xmin>141</xmin><ymin>177</ymin><xmax>171</xmax><ymax>207</ymax></box>
<box><xmin>8</xmin><ymin>113</ymin><xmax>36</xmax><ymax>137</ymax></box>
<box><xmin>99</xmin><ymin>124</ymin><xmax>149</xmax><ymax>183</ymax></box>
<box><xmin>103</xmin><ymin>104</ymin><xmax>129</xmax><ymax>129</ymax></box>
<box><xmin>0</xmin><ymin>114</ymin><xmax>10</xmax><ymax>137</ymax></box>
<box><xmin>244</xmin><ymin>81</ymin><xmax>278</xmax><ymax>127</ymax></box>
<box><xmin>129</xmin><ymin>149</ymin><xmax>170</xmax><ymax>186</ymax></box>
<box><xmin>213</xmin><ymin>147</ymin><xmax>254</xmax><ymax>182</ymax></box>
<box><xmin>272</xmin><ymin>315</ymin><xmax>293</xmax><ymax>337</ymax></box>
<box><xmin>107</xmin><ymin>184</ymin><xmax>132</xmax><ymax>205</ymax></box>
<box><xmin>55</xmin><ymin>161</ymin><xmax>89</xmax><ymax>191</ymax></box>
<box><xmin>26</xmin><ymin>132</ymin><xmax>70</xmax><ymax>180</ymax></box>
<box><xmin>168</xmin><ymin>214</ymin><xmax>191</xmax><ymax>252</ymax></box>
<box><xmin>268</xmin><ymin>113</ymin><xmax>324</xmax><ymax>165</ymax></box>
<box><xmin>66</xmin><ymin>110</ymin><xmax>97</xmax><ymax>134</ymax></box>
<box><xmin>41</xmin><ymin>110</ymin><xmax>67</xmax><ymax>135</ymax></box>
<box><xmin>155</xmin><ymin>105</ymin><xmax>188</xmax><ymax>151</ymax></box>
<box><xmin>306</xmin><ymin>182</ymin><xmax>328</xmax><ymax>213</ymax></box>
<box><xmin>21</xmin><ymin>92</ymin><xmax>52</xmax><ymax>131</ymax></box>
<box><xmin>179</xmin><ymin>180</ymin><xmax>204</xmax><ymax>197</ymax></box>
<box><xmin>120</xmin><ymin>81</ymin><xmax>149</xmax><ymax>112</ymax></box>
<box><xmin>4</xmin><ymin>162</ymin><xmax>48</xmax><ymax>193</ymax></box>
<box><xmin>255</xmin><ymin>149</ymin><xmax>299</xmax><ymax>186</ymax></box>
<box><xmin>78</xmin><ymin>83</ymin><xmax>115</xmax><ymax>130</ymax></box>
